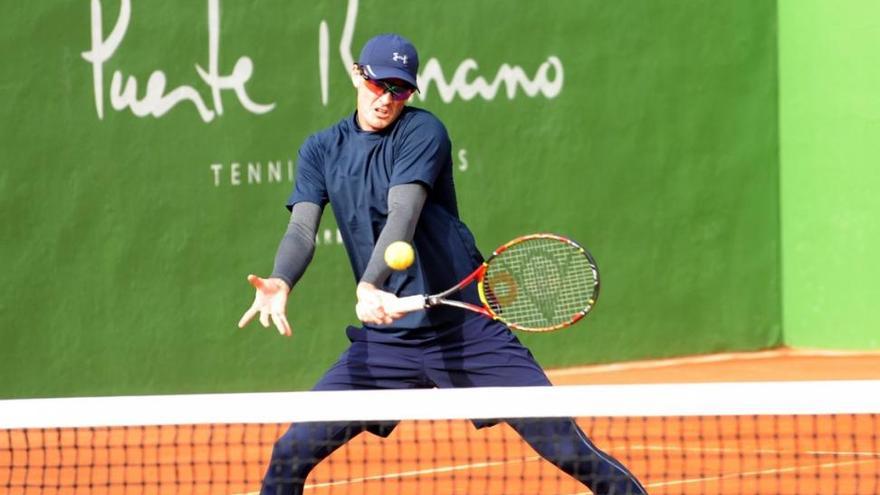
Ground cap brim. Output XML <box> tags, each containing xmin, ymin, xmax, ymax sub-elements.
<box><xmin>362</xmin><ymin>64</ymin><xmax>419</xmax><ymax>91</ymax></box>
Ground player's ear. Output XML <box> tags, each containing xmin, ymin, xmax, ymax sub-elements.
<box><xmin>350</xmin><ymin>64</ymin><xmax>361</xmax><ymax>88</ymax></box>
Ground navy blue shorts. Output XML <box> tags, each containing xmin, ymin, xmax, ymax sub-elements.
<box><xmin>262</xmin><ymin>315</ymin><xmax>649</xmax><ymax>495</ymax></box>
<box><xmin>313</xmin><ymin>314</ymin><xmax>551</xmax><ymax>391</ymax></box>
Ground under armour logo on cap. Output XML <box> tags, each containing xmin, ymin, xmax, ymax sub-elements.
<box><xmin>357</xmin><ymin>34</ymin><xmax>420</xmax><ymax>91</ymax></box>
<box><xmin>392</xmin><ymin>52</ymin><xmax>408</xmax><ymax>65</ymax></box>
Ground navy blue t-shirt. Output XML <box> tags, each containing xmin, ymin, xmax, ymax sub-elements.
<box><xmin>288</xmin><ymin>107</ymin><xmax>484</xmax><ymax>336</ymax></box>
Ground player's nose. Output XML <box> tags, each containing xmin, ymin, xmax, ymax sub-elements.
<box><xmin>376</xmin><ymin>91</ymin><xmax>394</xmax><ymax>105</ymax></box>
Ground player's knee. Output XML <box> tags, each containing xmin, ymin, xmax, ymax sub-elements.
<box><xmin>268</xmin><ymin>436</ymin><xmax>320</xmax><ymax>480</ymax></box>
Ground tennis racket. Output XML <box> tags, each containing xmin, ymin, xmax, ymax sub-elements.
<box><xmin>386</xmin><ymin>233</ymin><xmax>600</xmax><ymax>332</ymax></box>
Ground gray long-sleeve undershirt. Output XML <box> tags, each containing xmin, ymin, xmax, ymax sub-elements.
<box><xmin>270</xmin><ymin>202</ymin><xmax>322</xmax><ymax>289</ymax></box>
<box><xmin>270</xmin><ymin>183</ymin><xmax>427</xmax><ymax>290</ymax></box>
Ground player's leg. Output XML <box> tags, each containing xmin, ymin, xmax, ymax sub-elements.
<box><xmin>262</xmin><ymin>326</ymin><xmax>425</xmax><ymax>494</ymax></box>
<box><xmin>261</xmin><ymin>421</ymin><xmax>365</xmax><ymax>495</ymax></box>
<box><xmin>507</xmin><ymin>418</ymin><xmax>648</xmax><ymax>495</ymax></box>
<box><xmin>424</xmin><ymin>315</ymin><xmax>648</xmax><ymax>494</ymax></box>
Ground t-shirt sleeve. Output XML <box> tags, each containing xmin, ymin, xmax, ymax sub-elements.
<box><xmin>389</xmin><ymin>113</ymin><xmax>451</xmax><ymax>190</ymax></box>
<box><xmin>287</xmin><ymin>135</ymin><xmax>328</xmax><ymax>210</ymax></box>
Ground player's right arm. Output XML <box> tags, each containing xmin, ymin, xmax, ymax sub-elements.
<box><xmin>238</xmin><ymin>201</ymin><xmax>323</xmax><ymax>336</ymax></box>
<box><xmin>355</xmin><ymin>183</ymin><xmax>427</xmax><ymax>325</ymax></box>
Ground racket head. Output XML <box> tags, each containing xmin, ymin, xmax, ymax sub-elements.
<box><xmin>477</xmin><ymin>233</ymin><xmax>599</xmax><ymax>332</ymax></box>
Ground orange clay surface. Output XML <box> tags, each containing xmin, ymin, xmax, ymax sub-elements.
<box><xmin>3</xmin><ymin>348</ymin><xmax>878</xmax><ymax>494</ymax></box>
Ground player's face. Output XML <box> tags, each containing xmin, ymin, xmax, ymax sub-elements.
<box><xmin>352</xmin><ymin>67</ymin><xmax>413</xmax><ymax>132</ymax></box>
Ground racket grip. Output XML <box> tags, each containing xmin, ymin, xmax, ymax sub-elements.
<box><xmin>386</xmin><ymin>294</ymin><xmax>428</xmax><ymax>314</ymax></box>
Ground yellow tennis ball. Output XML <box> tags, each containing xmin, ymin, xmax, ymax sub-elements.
<box><xmin>384</xmin><ymin>241</ymin><xmax>414</xmax><ymax>270</ymax></box>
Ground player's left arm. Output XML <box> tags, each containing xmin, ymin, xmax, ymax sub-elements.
<box><xmin>238</xmin><ymin>201</ymin><xmax>323</xmax><ymax>336</ymax></box>
<box><xmin>355</xmin><ymin>183</ymin><xmax>427</xmax><ymax>325</ymax></box>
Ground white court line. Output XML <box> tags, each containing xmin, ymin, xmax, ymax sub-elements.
<box><xmin>232</xmin><ymin>447</ymin><xmax>879</xmax><ymax>495</ymax></box>
<box><xmin>646</xmin><ymin>458</ymin><xmax>877</xmax><ymax>488</ymax></box>
<box><xmin>231</xmin><ymin>426</ymin><xmax>880</xmax><ymax>494</ymax></box>
<box><xmin>631</xmin><ymin>444</ymin><xmax>880</xmax><ymax>457</ymax></box>
<box><xmin>306</xmin><ymin>455</ymin><xmax>542</xmax><ymax>489</ymax></box>
<box><xmin>232</xmin><ymin>456</ymin><xmax>543</xmax><ymax>495</ymax></box>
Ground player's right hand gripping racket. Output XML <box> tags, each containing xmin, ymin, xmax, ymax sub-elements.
<box><xmin>386</xmin><ymin>233</ymin><xmax>600</xmax><ymax>332</ymax></box>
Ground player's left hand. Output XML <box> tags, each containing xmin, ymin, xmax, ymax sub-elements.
<box><xmin>355</xmin><ymin>282</ymin><xmax>404</xmax><ymax>325</ymax></box>
<box><xmin>238</xmin><ymin>275</ymin><xmax>292</xmax><ymax>337</ymax></box>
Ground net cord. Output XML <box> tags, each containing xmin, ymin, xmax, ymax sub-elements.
<box><xmin>2</xmin><ymin>381</ymin><xmax>879</xmax><ymax>429</ymax></box>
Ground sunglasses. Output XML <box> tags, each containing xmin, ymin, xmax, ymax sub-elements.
<box><xmin>360</xmin><ymin>70</ymin><xmax>416</xmax><ymax>102</ymax></box>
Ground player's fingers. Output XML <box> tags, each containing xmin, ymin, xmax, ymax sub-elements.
<box><xmin>271</xmin><ymin>313</ymin><xmax>292</xmax><ymax>337</ymax></box>
<box><xmin>378</xmin><ymin>295</ymin><xmax>404</xmax><ymax>321</ymax></box>
<box><xmin>369</xmin><ymin>302</ymin><xmax>388</xmax><ymax>322</ymax></box>
<box><xmin>355</xmin><ymin>303</ymin><xmax>381</xmax><ymax>325</ymax></box>
<box><xmin>372</xmin><ymin>306</ymin><xmax>393</xmax><ymax>325</ymax></box>
<box><xmin>381</xmin><ymin>311</ymin><xmax>394</xmax><ymax>325</ymax></box>
<box><xmin>259</xmin><ymin>309</ymin><xmax>270</xmax><ymax>328</ymax></box>
<box><xmin>376</xmin><ymin>308</ymin><xmax>394</xmax><ymax>325</ymax></box>
<box><xmin>279</xmin><ymin>314</ymin><xmax>292</xmax><ymax>337</ymax></box>
<box><xmin>238</xmin><ymin>306</ymin><xmax>259</xmax><ymax>328</ymax></box>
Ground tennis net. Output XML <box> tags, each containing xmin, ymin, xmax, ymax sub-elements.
<box><xmin>2</xmin><ymin>381</ymin><xmax>879</xmax><ymax>494</ymax></box>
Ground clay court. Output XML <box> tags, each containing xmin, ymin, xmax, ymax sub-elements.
<box><xmin>3</xmin><ymin>349</ymin><xmax>878</xmax><ymax>494</ymax></box>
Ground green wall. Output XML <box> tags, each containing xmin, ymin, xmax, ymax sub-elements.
<box><xmin>778</xmin><ymin>0</ymin><xmax>880</xmax><ymax>348</ymax></box>
<box><xmin>1</xmin><ymin>0</ymin><xmax>782</xmax><ymax>398</ymax></box>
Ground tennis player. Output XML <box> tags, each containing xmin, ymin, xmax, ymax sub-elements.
<box><xmin>239</xmin><ymin>33</ymin><xmax>648</xmax><ymax>495</ymax></box>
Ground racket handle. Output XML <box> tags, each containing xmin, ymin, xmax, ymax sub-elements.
<box><xmin>386</xmin><ymin>294</ymin><xmax>428</xmax><ymax>314</ymax></box>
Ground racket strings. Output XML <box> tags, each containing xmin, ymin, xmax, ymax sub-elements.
<box><xmin>482</xmin><ymin>237</ymin><xmax>598</xmax><ymax>331</ymax></box>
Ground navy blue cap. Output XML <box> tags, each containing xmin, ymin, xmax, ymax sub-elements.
<box><xmin>357</xmin><ymin>34</ymin><xmax>420</xmax><ymax>90</ymax></box>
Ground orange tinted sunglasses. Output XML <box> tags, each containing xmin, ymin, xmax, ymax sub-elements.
<box><xmin>360</xmin><ymin>72</ymin><xmax>416</xmax><ymax>101</ymax></box>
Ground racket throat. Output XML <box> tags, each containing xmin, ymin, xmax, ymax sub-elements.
<box><xmin>432</xmin><ymin>298</ymin><xmax>493</xmax><ymax>318</ymax></box>
<box><xmin>425</xmin><ymin>295</ymin><xmax>444</xmax><ymax>307</ymax></box>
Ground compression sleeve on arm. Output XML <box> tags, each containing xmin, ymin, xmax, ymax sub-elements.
<box><xmin>270</xmin><ymin>201</ymin><xmax>323</xmax><ymax>289</ymax></box>
<box><xmin>360</xmin><ymin>183</ymin><xmax>428</xmax><ymax>287</ymax></box>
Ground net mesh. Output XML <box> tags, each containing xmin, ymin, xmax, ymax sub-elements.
<box><xmin>2</xmin><ymin>382</ymin><xmax>879</xmax><ymax>495</ymax></box>
<box><xmin>482</xmin><ymin>236</ymin><xmax>598</xmax><ymax>331</ymax></box>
